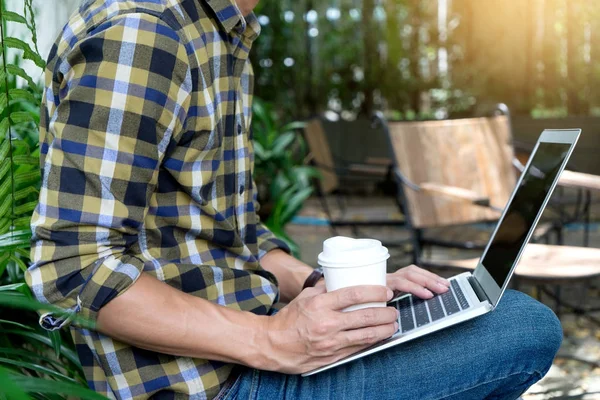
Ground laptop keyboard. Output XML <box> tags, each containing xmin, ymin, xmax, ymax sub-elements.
<box><xmin>394</xmin><ymin>279</ymin><xmax>472</xmax><ymax>333</ymax></box>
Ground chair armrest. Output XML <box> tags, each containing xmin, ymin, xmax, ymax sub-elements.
<box><xmin>364</xmin><ymin>157</ymin><xmax>393</xmax><ymax>166</ymax></box>
<box><xmin>419</xmin><ymin>182</ymin><xmax>491</xmax><ymax>207</ymax></box>
<box><xmin>347</xmin><ymin>163</ymin><xmax>389</xmax><ymax>176</ymax></box>
<box><xmin>558</xmin><ymin>170</ymin><xmax>600</xmax><ymax>191</ymax></box>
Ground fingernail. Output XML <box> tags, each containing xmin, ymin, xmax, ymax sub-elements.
<box><xmin>394</xmin><ymin>322</ymin><xmax>399</xmax><ymax>331</ymax></box>
<box><xmin>396</xmin><ymin>309</ymin><xmax>400</xmax><ymax>318</ymax></box>
<box><xmin>387</xmin><ymin>288</ymin><xmax>394</xmax><ymax>300</ymax></box>
<box><xmin>437</xmin><ymin>282</ymin><xmax>449</xmax><ymax>290</ymax></box>
<box><xmin>440</xmin><ymin>279</ymin><xmax>451</xmax><ymax>287</ymax></box>
<box><xmin>425</xmin><ymin>289</ymin><xmax>434</xmax><ymax>298</ymax></box>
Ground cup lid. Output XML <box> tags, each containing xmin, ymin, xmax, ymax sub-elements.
<box><xmin>317</xmin><ymin>236</ymin><xmax>389</xmax><ymax>268</ymax></box>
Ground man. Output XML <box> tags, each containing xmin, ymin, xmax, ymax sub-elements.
<box><xmin>27</xmin><ymin>0</ymin><xmax>562</xmax><ymax>398</ymax></box>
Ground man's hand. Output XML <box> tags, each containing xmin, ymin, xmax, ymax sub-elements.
<box><xmin>259</xmin><ymin>285</ymin><xmax>398</xmax><ymax>374</ymax></box>
<box><xmin>387</xmin><ymin>264</ymin><xmax>450</xmax><ymax>299</ymax></box>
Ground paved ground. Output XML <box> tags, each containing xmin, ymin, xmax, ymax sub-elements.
<box><xmin>288</xmin><ymin>195</ymin><xmax>600</xmax><ymax>399</ymax></box>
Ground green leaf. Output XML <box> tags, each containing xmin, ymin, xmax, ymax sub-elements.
<box><xmin>10</xmin><ymin>111</ymin><xmax>34</xmax><ymax>124</ymax></box>
<box><xmin>0</xmin><ymin>93</ymin><xmax>7</xmax><ymax>109</ymax></box>
<box><xmin>0</xmin><ymin>283</ymin><xmax>27</xmax><ymax>292</ymax></box>
<box><xmin>0</xmin><ymin>329</ymin><xmax>80</xmax><ymax>366</ymax></box>
<box><xmin>3</xmin><ymin>38</ymin><xmax>45</xmax><ymax>69</ymax></box>
<box><xmin>48</xmin><ymin>330</ymin><xmax>62</xmax><ymax>359</ymax></box>
<box><xmin>0</xmin><ymin>367</ymin><xmax>30</xmax><ymax>400</ymax></box>
<box><xmin>281</xmin><ymin>121</ymin><xmax>306</xmax><ymax>132</ymax></box>
<box><xmin>0</xmin><ymin>319</ymin><xmax>34</xmax><ymax>331</ymax></box>
<box><xmin>11</xmin><ymin>154</ymin><xmax>38</xmax><ymax>166</ymax></box>
<box><xmin>253</xmin><ymin>141</ymin><xmax>267</xmax><ymax>161</ymax></box>
<box><xmin>9</xmin><ymin>254</ymin><xmax>28</xmax><ymax>272</ymax></box>
<box><xmin>279</xmin><ymin>186</ymin><xmax>313</xmax><ymax>226</ymax></box>
<box><xmin>9</xmin><ymin>88</ymin><xmax>36</xmax><ymax>103</ymax></box>
<box><xmin>0</xmin><ymin>138</ymin><xmax>9</xmax><ymax>161</ymax></box>
<box><xmin>5</xmin><ymin>65</ymin><xmax>37</xmax><ymax>90</ymax></box>
<box><xmin>271</xmin><ymin>132</ymin><xmax>296</xmax><ymax>155</ymax></box>
<box><xmin>1</xmin><ymin>11</ymin><xmax>28</xmax><ymax>25</ymax></box>
<box><xmin>0</xmin><ymin>229</ymin><xmax>32</xmax><ymax>251</ymax></box>
<box><xmin>0</xmin><ymin>357</ymin><xmax>77</xmax><ymax>383</ymax></box>
<box><xmin>14</xmin><ymin>201</ymin><xmax>38</xmax><ymax>217</ymax></box>
<box><xmin>8</xmin><ymin>375</ymin><xmax>108</xmax><ymax>400</ymax></box>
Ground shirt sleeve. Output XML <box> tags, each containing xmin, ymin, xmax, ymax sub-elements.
<box><xmin>26</xmin><ymin>13</ymin><xmax>192</xmax><ymax>325</ymax></box>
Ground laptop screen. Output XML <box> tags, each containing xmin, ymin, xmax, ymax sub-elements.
<box><xmin>482</xmin><ymin>142</ymin><xmax>572</xmax><ymax>287</ymax></box>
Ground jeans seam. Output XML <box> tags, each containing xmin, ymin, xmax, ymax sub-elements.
<box><xmin>249</xmin><ymin>368</ymin><xmax>260</xmax><ymax>400</ymax></box>
<box><xmin>429</xmin><ymin>370</ymin><xmax>543</xmax><ymax>400</ymax></box>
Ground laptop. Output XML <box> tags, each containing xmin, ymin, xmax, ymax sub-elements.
<box><xmin>303</xmin><ymin>128</ymin><xmax>581</xmax><ymax>377</ymax></box>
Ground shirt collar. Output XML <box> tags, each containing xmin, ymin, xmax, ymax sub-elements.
<box><xmin>204</xmin><ymin>0</ymin><xmax>261</xmax><ymax>40</ymax></box>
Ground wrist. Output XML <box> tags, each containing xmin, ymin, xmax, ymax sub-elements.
<box><xmin>243</xmin><ymin>314</ymin><xmax>280</xmax><ymax>371</ymax></box>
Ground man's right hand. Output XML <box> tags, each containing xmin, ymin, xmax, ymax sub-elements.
<box><xmin>259</xmin><ymin>285</ymin><xmax>398</xmax><ymax>374</ymax></box>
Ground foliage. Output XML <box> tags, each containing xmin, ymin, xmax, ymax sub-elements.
<box><xmin>0</xmin><ymin>1</ymin><xmax>105</xmax><ymax>399</ymax></box>
<box><xmin>252</xmin><ymin>99</ymin><xmax>320</xmax><ymax>256</ymax></box>
<box><xmin>252</xmin><ymin>0</ymin><xmax>600</xmax><ymax>120</ymax></box>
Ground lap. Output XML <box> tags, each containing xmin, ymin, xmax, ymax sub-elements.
<box><xmin>223</xmin><ymin>290</ymin><xmax>562</xmax><ymax>400</ymax></box>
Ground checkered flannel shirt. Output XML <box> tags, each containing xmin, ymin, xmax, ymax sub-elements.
<box><xmin>26</xmin><ymin>0</ymin><xmax>289</xmax><ymax>398</ymax></box>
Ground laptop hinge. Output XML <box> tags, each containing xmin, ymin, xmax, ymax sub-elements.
<box><xmin>468</xmin><ymin>275</ymin><xmax>490</xmax><ymax>304</ymax></box>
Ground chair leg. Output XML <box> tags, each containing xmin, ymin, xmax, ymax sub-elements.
<box><xmin>583</xmin><ymin>190</ymin><xmax>592</xmax><ymax>247</ymax></box>
<box><xmin>554</xmin><ymin>285</ymin><xmax>561</xmax><ymax>319</ymax></box>
<box><xmin>535</xmin><ymin>285</ymin><xmax>543</xmax><ymax>302</ymax></box>
<box><xmin>318</xmin><ymin>193</ymin><xmax>339</xmax><ymax>236</ymax></box>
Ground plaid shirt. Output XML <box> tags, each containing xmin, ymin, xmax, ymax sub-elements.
<box><xmin>26</xmin><ymin>0</ymin><xmax>289</xmax><ymax>398</ymax></box>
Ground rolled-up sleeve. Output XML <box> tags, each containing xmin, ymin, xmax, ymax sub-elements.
<box><xmin>26</xmin><ymin>13</ymin><xmax>192</xmax><ymax>325</ymax></box>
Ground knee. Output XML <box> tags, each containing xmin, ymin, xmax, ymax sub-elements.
<box><xmin>500</xmin><ymin>290</ymin><xmax>563</xmax><ymax>375</ymax></box>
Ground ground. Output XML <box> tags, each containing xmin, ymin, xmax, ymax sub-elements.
<box><xmin>288</xmin><ymin>196</ymin><xmax>600</xmax><ymax>400</ymax></box>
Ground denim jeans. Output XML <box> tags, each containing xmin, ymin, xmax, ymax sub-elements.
<box><xmin>217</xmin><ymin>290</ymin><xmax>562</xmax><ymax>400</ymax></box>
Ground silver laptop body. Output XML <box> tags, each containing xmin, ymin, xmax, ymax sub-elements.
<box><xmin>303</xmin><ymin>129</ymin><xmax>581</xmax><ymax>377</ymax></box>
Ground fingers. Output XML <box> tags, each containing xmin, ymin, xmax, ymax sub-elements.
<box><xmin>341</xmin><ymin>306</ymin><xmax>399</xmax><ymax>330</ymax></box>
<box><xmin>341</xmin><ymin>322</ymin><xmax>398</xmax><ymax>348</ymax></box>
<box><xmin>406</xmin><ymin>265</ymin><xmax>451</xmax><ymax>287</ymax></box>
<box><xmin>320</xmin><ymin>286</ymin><xmax>393</xmax><ymax>311</ymax></box>
<box><xmin>388</xmin><ymin>265</ymin><xmax>451</xmax><ymax>298</ymax></box>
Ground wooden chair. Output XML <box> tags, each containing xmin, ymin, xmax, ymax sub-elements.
<box><xmin>380</xmin><ymin>112</ymin><xmax>600</xmax><ymax>324</ymax></box>
<box><xmin>303</xmin><ymin>117</ymin><xmax>404</xmax><ymax>237</ymax></box>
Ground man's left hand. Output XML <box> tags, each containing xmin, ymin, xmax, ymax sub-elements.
<box><xmin>387</xmin><ymin>265</ymin><xmax>451</xmax><ymax>299</ymax></box>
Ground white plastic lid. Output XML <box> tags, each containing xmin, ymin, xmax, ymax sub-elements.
<box><xmin>317</xmin><ymin>236</ymin><xmax>390</xmax><ymax>268</ymax></box>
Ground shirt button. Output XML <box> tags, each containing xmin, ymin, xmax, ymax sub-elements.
<box><xmin>239</xmin><ymin>185</ymin><xmax>245</xmax><ymax>194</ymax></box>
<box><xmin>237</xmin><ymin>124</ymin><xmax>242</xmax><ymax>134</ymax></box>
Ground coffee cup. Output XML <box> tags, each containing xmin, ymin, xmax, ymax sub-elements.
<box><xmin>317</xmin><ymin>236</ymin><xmax>389</xmax><ymax>312</ymax></box>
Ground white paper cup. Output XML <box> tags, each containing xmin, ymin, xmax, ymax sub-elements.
<box><xmin>318</xmin><ymin>236</ymin><xmax>389</xmax><ymax>312</ymax></box>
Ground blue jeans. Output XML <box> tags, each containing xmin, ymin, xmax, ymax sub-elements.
<box><xmin>217</xmin><ymin>290</ymin><xmax>562</xmax><ymax>400</ymax></box>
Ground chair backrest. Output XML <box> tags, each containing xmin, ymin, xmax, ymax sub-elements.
<box><xmin>387</xmin><ymin>115</ymin><xmax>516</xmax><ymax>229</ymax></box>
<box><xmin>304</xmin><ymin>119</ymin><xmax>339</xmax><ymax>194</ymax></box>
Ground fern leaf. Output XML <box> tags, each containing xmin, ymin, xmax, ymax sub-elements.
<box><xmin>1</xmin><ymin>11</ymin><xmax>27</xmax><ymax>25</ymax></box>
<box><xmin>0</xmin><ymin>218</ymin><xmax>9</xmax><ymax>236</ymax></box>
<box><xmin>0</xmin><ymin>138</ymin><xmax>9</xmax><ymax>161</ymax></box>
<box><xmin>0</xmin><ymin>92</ymin><xmax>6</xmax><ymax>110</ymax></box>
<box><xmin>0</xmin><ymin>180</ymin><xmax>10</xmax><ymax>216</ymax></box>
<box><xmin>8</xmin><ymin>88</ymin><xmax>36</xmax><ymax>103</ymax></box>
<box><xmin>0</xmin><ymin>117</ymin><xmax>8</xmax><ymax>136</ymax></box>
<box><xmin>9</xmin><ymin>111</ymin><xmax>34</xmax><ymax>124</ymax></box>
<box><xmin>0</xmin><ymin>160</ymin><xmax>9</xmax><ymax>182</ymax></box>
<box><xmin>5</xmin><ymin>65</ymin><xmax>37</xmax><ymax>90</ymax></box>
<box><xmin>13</xmin><ymin>169</ymin><xmax>39</xmax><ymax>185</ymax></box>
<box><xmin>12</xmin><ymin>216</ymin><xmax>32</xmax><ymax>229</ymax></box>
<box><xmin>11</xmin><ymin>155</ymin><xmax>38</xmax><ymax>166</ymax></box>
<box><xmin>9</xmin><ymin>254</ymin><xmax>28</xmax><ymax>272</ymax></box>
<box><xmin>3</xmin><ymin>37</ymin><xmax>45</xmax><ymax>69</ymax></box>
<box><xmin>14</xmin><ymin>201</ymin><xmax>37</xmax><ymax>216</ymax></box>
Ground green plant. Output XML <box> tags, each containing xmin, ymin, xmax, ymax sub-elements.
<box><xmin>252</xmin><ymin>98</ymin><xmax>320</xmax><ymax>256</ymax></box>
<box><xmin>0</xmin><ymin>1</ymin><xmax>106</xmax><ymax>399</ymax></box>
